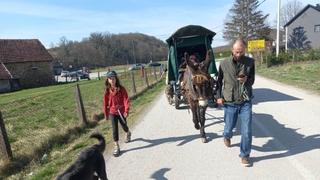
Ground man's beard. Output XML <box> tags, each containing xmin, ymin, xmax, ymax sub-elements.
<box><xmin>233</xmin><ymin>55</ymin><xmax>244</xmax><ymax>61</ymax></box>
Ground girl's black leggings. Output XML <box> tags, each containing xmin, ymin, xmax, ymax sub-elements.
<box><xmin>110</xmin><ymin>114</ymin><xmax>129</xmax><ymax>141</ymax></box>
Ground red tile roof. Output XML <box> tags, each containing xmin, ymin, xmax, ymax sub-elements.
<box><xmin>0</xmin><ymin>62</ymin><xmax>12</xmax><ymax>80</ymax></box>
<box><xmin>0</xmin><ymin>39</ymin><xmax>53</xmax><ymax>63</ymax></box>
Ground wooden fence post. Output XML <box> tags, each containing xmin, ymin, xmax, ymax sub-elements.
<box><xmin>153</xmin><ymin>67</ymin><xmax>158</xmax><ymax>81</ymax></box>
<box><xmin>75</xmin><ymin>84</ymin><xmax>88</xmax><ymax>125</ymax></box>
<box><xmin>0</xmin><ymin>111</ymin><xmax>13</xmax><ymax>160</ymax></box>
<box><xmin>130</xmin><ymin>71</ymin><xmax>137</xmax><ymax>94</ymax></box>
<box><xmin>144</xmin><ymin>68</ymin><xmax>149</xmax><ymax>88</ymax></box>
<box><xmin>98</xmin><ymin>71</ymin><xmax>101</xmax><ymax>80</ymax></box>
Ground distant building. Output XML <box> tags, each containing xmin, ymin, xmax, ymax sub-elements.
<box><xmin>0</xmin><ymin>62</ymin><xmax>20</xmax><ymax>93</ymax></box>
<box><xmin>53</xmin><ymin>62</ymin><xmax>63</xmax><ymax>75</ymax></box>
<box><xmin>284</xmin><ymin>4</ymin><xmax>320</xmax><ymax>50</ymax></box>
<box><xmin>0</xmin><ymin>39</ymin><xmax>54</xmax><ymax>91</ymax></box>
<box><xmin>268</xmin><ymin>29</ymin><xmax>286</xmax><ymax>52</ymax></box>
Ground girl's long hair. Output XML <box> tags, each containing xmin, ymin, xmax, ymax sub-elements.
<box><xmin>105</xmin><ymin>75</ymin><xmax>123</xmax><ymax>91</ymax></box>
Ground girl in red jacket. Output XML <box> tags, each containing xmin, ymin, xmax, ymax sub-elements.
<box><xmin>104</xmin><ymin>71</ymin><xmax>131</xmax><ymax>157</ymax></box>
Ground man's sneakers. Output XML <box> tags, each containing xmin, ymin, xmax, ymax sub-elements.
<box><xmin>241</xmin><ymin>157</ymin><xmax>251</xmax><ymax>167</ymax></box>
<box><xmin>125</xmin><ymin>131</ymin><xmax>131</xmax><ymax>143</ymax></box>
<box><xmin>223</xmin><ymin>138</ymin><xmax>231</xmax><ymax>147</ymax></box>
<box><xmin>223</xmin><ymin>137</ymin><xmax>251</xmax><ymax>167</ymax></box>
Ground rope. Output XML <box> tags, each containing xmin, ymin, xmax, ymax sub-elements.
<box><xmin>239</xmin><ymin>82</ymin><xmax>250</xmax><ymax>101</ymax></box>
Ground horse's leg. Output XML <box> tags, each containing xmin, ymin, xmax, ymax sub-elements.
<box><xmin>199</xmin><ymin>105</ymin><xmax>207</xmax><ymax>143</ymax></box>
<box><xmin>190</xmin><ymin>100</ymin><xmax>200</xmax><ymax>130</ymax></box>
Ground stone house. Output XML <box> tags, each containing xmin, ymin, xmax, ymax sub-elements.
<box><xmin>0</xmin><ymin>39</ymin><xmax>54</xmax><ymax>90</ymax></box>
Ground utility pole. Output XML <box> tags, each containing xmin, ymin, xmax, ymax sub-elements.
<box><xmin>276</xmin><ymin>0</ymin><xmax>281</xmax><ymax>58</ymax></box>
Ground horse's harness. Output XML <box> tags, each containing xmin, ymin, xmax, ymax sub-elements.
<box><xmin>192</xmin><ymin>74</ymin><xmax>209</xmax><ymax>85</ymax></box>
<box><xmin>186</xmin><ymin>67</ymin><xmax>210</xmax><ymax>100</ymax></box>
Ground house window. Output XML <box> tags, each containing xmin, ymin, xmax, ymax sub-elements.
<box><xmin>315</xmin><ymin>25</ymin><xmax>320</xmax><ymax>32</ymax></box>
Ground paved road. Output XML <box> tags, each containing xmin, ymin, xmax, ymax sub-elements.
<box><xmin>105</xmin><ymin>75</ymin><xmax>320</xmax><ymax>180</ymax></box>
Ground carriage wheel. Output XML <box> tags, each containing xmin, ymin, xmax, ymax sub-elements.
<box><xmin>165</xmin><ymin>85</ymin><xmax>174</xmax><ymax>105</ymax></box>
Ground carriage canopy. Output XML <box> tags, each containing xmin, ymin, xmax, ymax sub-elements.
<box><xmin>166</xmin><ymin>25</ymin><xmax>218</xmax><ymax>83</ymax></box>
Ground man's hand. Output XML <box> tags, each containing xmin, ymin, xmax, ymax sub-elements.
<box><xmin>217</xmin><ymin>98</ymin><xmax>224</xmax><ymax>106</ymax></box>
<box><xmin>237</xmin><ymin>75</ymin><xmax>247</xmax><ymax>83</ymax></box>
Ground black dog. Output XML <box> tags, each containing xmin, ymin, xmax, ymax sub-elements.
<box><xmin>56</xmin><ymin>133</ymin><xmax>108</xmax><ymax>180</ymax></box>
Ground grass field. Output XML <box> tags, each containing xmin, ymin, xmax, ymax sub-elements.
<box><xmin>0</xmin><ymin>68</ymin><xmax>165</xmax><ymax>179</ymax></box>
<box><xmin>257</xmin><ymin>60</ymin><xmax>320</xmax><ymax>94</ymax></box>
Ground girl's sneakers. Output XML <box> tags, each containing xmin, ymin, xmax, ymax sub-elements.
<box><xmin>125</xmin><ymin>131</ymin><xmax>131</xmax><ymax>143</ymax></box>
<box><xmin>113</xmin><ymin>142</ymin><xmax>120</xmax><ymax>157</ymax></box>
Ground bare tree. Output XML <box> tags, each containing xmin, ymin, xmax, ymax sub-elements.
<box><xmin>49</xmin><ymin>33</ymin><xmax>167</xmax><ymax>69</ymax></box>
<box><xmin>280</xmin><ymin>0</ymin><xmax>303</xmax><ymax>27</ymax></box>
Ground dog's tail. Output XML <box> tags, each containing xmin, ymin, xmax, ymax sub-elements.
<box><xmin>90</xmin><ymin>133</ymin><xmax>106</xmax><ymax>153</ymax></box>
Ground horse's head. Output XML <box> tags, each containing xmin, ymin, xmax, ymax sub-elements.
<box><xmin>183</xmin><ymin>50</ymin><xmax>213</xmax><ymax>107</ymax></box>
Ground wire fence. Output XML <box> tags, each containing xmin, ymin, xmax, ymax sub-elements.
<box><xmin>0</xmin><ymin>65</ymin><xmax>165</xmax><ymax>169</ymax></box>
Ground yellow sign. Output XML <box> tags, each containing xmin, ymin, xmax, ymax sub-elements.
<box><xmin>248</xmin><ymin>39</ymin><xmax>265</xmax><ymax>52</ymax></box>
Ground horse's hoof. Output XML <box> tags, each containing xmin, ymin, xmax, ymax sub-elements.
<box><xmin>201</xmin><ymin>137</ymin><xmax>207</xmax><ymax>143</ymax></box>
<box><xmin>194</xmin><ymin>124</ymin><xmax>200</xmax><ymax>130</ymax></box>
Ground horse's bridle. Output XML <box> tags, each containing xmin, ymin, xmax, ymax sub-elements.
<box><xmin>192</xmin><ymin>74</ymin><xmax>209</xmax><ymax>85</ymax></box>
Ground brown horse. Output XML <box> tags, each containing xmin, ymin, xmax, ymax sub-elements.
<box><xmin>181</xmin><ymin>50</ymin><xmax>213</xmax><ymax>143</ymax></box>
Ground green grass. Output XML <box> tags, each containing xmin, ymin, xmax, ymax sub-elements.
<box><xmin>0</xmin><ymin>68</ymin><xmax>164</xmax><ymax>179</ymax></box>
<box><xmin>29</xmin><ymin>80</ymin><xmax>165</xmax><ymax>180</ymax></box>
<box><xmin>257</xmin><ymin>61</ymin><xmax>320</xmax><ymax>94</ymax></box>
<box><xmin>215</xmin><ymin>50</ymin><xmax>231</xmax><ymax>59</ymax></box>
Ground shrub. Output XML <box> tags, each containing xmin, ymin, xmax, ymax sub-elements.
<box><xmin>264</xmin><ymin>48</ymin><xmax>320</xmax><ymax>67</ymax></box>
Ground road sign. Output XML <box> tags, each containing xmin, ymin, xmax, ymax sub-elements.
<box><xmin>248</xmin><ymin>39</ymin><xmax>265</xmax><ymax>52</ymax></box>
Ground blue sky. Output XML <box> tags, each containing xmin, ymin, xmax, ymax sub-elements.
<box><xmin>0</xmin><ymin>0</ymin><xmax>319</xmax><ymax>48</ymax></box>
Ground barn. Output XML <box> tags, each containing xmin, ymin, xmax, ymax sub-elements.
<box><xmin>0</xmin><ymin>39</ymin><xmax>54</xmax><ymax>91</ymax></box>
<box><xmin>0</xmin><ymin>63</ymin><xmax>14</xmax><ymax>92</ymax></box>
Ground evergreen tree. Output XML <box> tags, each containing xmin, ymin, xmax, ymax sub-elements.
<box><xmin>288</xmin><ymin>26</ymin><xmax>311</xmax><ymax>50</ymax></box>
<box><xmin>223</xmin><ymin>0</ymin><xmax>270</xmax><ymax>43</ymax></box>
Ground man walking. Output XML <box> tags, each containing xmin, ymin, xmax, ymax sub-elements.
<box><xmin>215</xmin><ymin>39</ymin><xmax>255</xmax><ymax>166</ymax></box>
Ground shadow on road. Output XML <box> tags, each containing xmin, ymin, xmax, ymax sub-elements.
<box><xmin>122</xmin><ymin>132</ymin><xmax>221</xmax><ymax>154</ymax></box>
<box><xmin>204</xmin><ymin>113</ymin><xmax>224</xmax><ymax>128</ymax></box>
<box><xmin>252</xmin><ymin>88</ymin><xmax>301</xmax><ymax>105</ymax></box>
<box><xmin>250</xmin><ymin>113</ymin><xmax>320</xmax><ymax>163</ymax></box>
<box><xmin>150</xmin><ymin>168</ymin><xmax>171</xmax><ymax>180</ymax></box>
<box><xmin>176</xmin><ymin>105</ymin><xmax>189</xmax><ymax>110</ymax></box>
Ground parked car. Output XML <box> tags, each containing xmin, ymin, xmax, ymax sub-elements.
<box><xmin>60</xmin><ymin>70</ymin><xmax>70</xmax><ymax>77</ymax></box>
<box><xmin>77</xmin><ymin>70</ymin><xmax>90</xmax><ymax>80</ymax></box>
<box><xmin>148</xmin><ymin>62</ymin><xmax>162</xmax><ymax>67</ymax></box>
<box><xmin>128</xmin><ymin>63</ymin><xmax>145</xmax><ymax>71</ymax></box>
<box><xmin>68</xmin><ymin>71</ymin><xmax>78</xmax><ymax>78</ymax></box>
